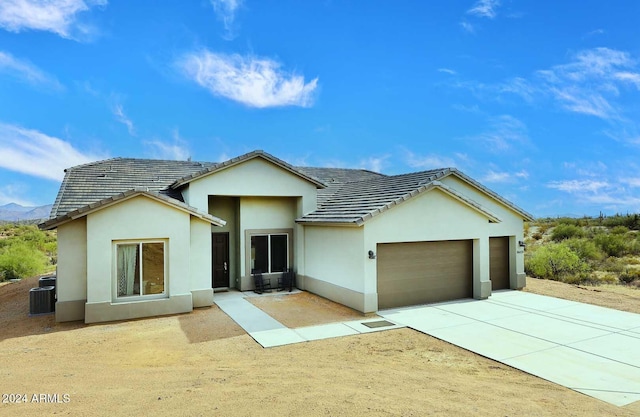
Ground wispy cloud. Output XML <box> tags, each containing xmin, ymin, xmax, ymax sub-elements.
<box><xmin>467</xmin><ymin>0</ymin><xmax>500</xmax><ymax>19</ymax></box>
<box><xmin>547</xmin><ymin>179</ymin><xmax>609</xmax><ymax>193</ymax></box>
<box><xmin>0</xmin><ymin>122</ymin><xmax>104</xmax><ymax>181</ymax></box>
<box><xmin>359</xmin><ymin>155</ymin><xmax>390</xmax><ymax>173</ymax></box>
<box><xmin>460</xmin><ymin>21</ymin><xmax>475</xmax><ymax>33</ymax></box>
<box><xmin>547</xmin><ymin>178</ymin><xmax>640</xmax><ymax>211</ymax></box>
<box><xmin>535</xmin><ymin>47</ymin><xmax>639</xmax><ymax>120</ymax></box>
<box><xmin>482</xmin><ymin>169</ymin><xmax>528</xmax><ymax>183</ymax></box>
<box><xmin>210</xmin><ymin>0</ymin><xmax>242</xmax><ymax>40</ymax></box>
<box><xmin>178</xmin><ymin>50</ymin><xmax>319</xmax><ymax>108</ymax></box>
<box><xmin>0</xmin><ymin>184</ymin><xmax>36</xmax><ymax>206</ymax></box>
<box><xmin>0</xmin><ymin>0</ymin><xmax>107</xmax><ymax>40</ymax></box>
<box><xmin>454</xmin><ymin>47</ymin><xmax>640</xmax><ymax>125</ymax></box>
<box><xmin>112</xmin><ymin>103</ymin><xmax>135</xmax><ymax>136</ymax></box>
<box><xmin>404</xmin><ymin>149</ymin><xmax>460</xmax><ymax>170</ymax></box>
<box><xmin>438</xmin><ymin>68</ymin><xmax>457</xmax><ymax>75</ymax></box>
<box><xmin>466</xmin><ymin>114</ymin><xmax>530</xmax><ymax>152</ymax></box>
<box><xmin>0</xmin><ymin>50</ymin><xmax>63</xmax><ymax>90</ymax></box>
<box><xmin>144</xmin><ymin>129</ymin><xmax>190</xmax><ymax>161</ymax></box>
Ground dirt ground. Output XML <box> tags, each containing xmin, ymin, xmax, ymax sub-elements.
<box><xmin>1</xmin><ymin>277</ymin><xmax>639</xmax><ymax>416</ymax></box>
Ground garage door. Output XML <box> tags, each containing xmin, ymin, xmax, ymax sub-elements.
<box><xmin>490</xmin><ymin>237</ymin><xmax>510</xmax><ymax>290</ymax></box>
<box><xmin>377</xmin><ymin>240</ymin><xmax>473</xmax><ymax>309</ymax></box>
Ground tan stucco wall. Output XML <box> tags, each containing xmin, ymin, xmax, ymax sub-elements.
<box><xmin>302</xmin><ymin>225</ymin><xmax>370</xmax><ymax>310</ymax></box>
<box><xmin>301</xmin><ymin>189</ymin><xmax>507</xmax><ymax>312</ymax></box>
<box><xmin>440</xmin><ymin>175</ymin><xmax>528</xmax><ymax>288</ymax></box>
<box><xmin>237</xmin><ymin>197</ymin><xmax>298</xmax><ymax>289</ymax></box>
<box><xmin>183</xmin><ymin>157</ymin><xmax>318</xmax><ymax>215</ymax></box>
<box><xmin>84</xmin><ymin>195</ymin><xmax>198</xmax><ymax>323</ymax></box>
<box><xmin>190</xmin><ymin>217</ymin><xmax>213</xmax><ymax>307</ymax></box>
<box><xmin>55</xmin><ymin>218</ymin><xmax>87</xmax><ymax>321</ymax></box>
<box><xmin>363</xmin><ymin>189</ymin><xmax>494</xmax><ymax>308</ymax></box>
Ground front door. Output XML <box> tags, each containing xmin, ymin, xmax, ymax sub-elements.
<box><xmin>212</xmin><ymin>233</ymin><xmax>230</xmax><ymax>288</ymax></box>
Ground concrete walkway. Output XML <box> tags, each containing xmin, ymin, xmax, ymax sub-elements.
<box><xmin>214</xmin><ymin>290</ymin><xmax>403</xmax><ymax>348</ymax></box>
<box><xmin>379</xmin><ymin>290</ymin><xmax>640</xmax><ymax>407</ymax></box>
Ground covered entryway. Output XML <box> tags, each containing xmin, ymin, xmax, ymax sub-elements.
<box><xmin>376</xmin><ymin>240</ymin><xmax>473</xmax><ymax>309</ymax></box>
<box><xmin>490</xmin><ymin>236</ymin><xmax>510</xmax><ymax>290</ymax></box>
<box><xmin>212</xmin><ymin>233</ymin><xmax>230</xmax><ymax>289</ymax></box>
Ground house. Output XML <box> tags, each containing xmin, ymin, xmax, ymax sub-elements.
<box><xmin>40</xmin><ymin>150</ymin><xmax>534</xmax><ymax>323</ymax></box>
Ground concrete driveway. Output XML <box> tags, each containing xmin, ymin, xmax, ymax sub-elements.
<box><xmin>380</xmin><ymin>290</ymin><xmax>640</xmax><ymax>407</ymax></box>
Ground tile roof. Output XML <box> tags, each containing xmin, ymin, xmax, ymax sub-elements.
<box><xmin>44</xmin><ymin>151</ymin><xmax>533</xmax><ymax>229</ymax></box>
<box><xmin>41</xmin><ymin>189</ymin><xmax>225</xmax><ymax>230</ymax></box>
<box><xmin>50</xmin><ymin>158</ymin><xmax>217</xmax><ymax>218</ymax></box>
<box><xmin>296</xmin><ymin>169</ymin><xmax>453</xmax><ymax>225</ymax></box>
<box><xmin>170</xmin><ymin>150</ymin><xmax>327</xmax><ymax>189</ymax></box>
<box><xmin>295</xmin><ymin>168</ymin><xmax>534</xmax><ymax>225</ymax></box>
<box><xmin>296</xmin><ymin>167</ymin><xmax>387</xmax><ymax>206</ymax></box>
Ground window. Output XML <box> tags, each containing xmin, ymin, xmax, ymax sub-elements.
<box><xmin>116</xmin><ymin>241</ymin><xmax>165</xmax><ymax>298</ymax></box>
<box><xmin>250</xmin><ymin>234</ymin><xmax>288</xmax><ymax>274</ymax></box>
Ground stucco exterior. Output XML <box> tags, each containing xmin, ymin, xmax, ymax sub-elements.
<box><xmin>55</xmin><ymin>218</ymin><xmax>87</xmax><ymax>322</ymax></box>
<box><xmin>64</xmin><ymin>195</ymin><xmax>217</xmax><ymax>323</ymax></box>
<box><xmin>441</xmin><ymin>174</ymin><xmax>527</xmax><ymax>288</ymax></box>
<box><xmin>301</xmin><ymin>225</ymin><xmax>369</xmax><ymax>311</ymax></box>
<box><xmin>183</xmin><ymin>157</ymin><xmax>318</xmax><ymax>214</ymax></box>
<box><xmin>300</xmin><ymin>184</ymin><xmax>529</xmax><ymax>313</ymax></box>
<box><xmin>46</xmin><ymin>151</ymin><xmax>532</xmax><ymax>323</ymax></box>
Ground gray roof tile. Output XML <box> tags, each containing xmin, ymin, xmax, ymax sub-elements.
<box><xmin>45</xmin><ymin>151</ymin><xmax>533</xmax><ymax>229</ymax></box>
<box><xmin>50</xmin><ymin>158</ymin><xmax>217</xmax><ymax>218</ymax></box>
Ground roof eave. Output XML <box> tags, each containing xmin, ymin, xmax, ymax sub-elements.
<box><xmin>171</xmin><ymin>150</ymin><xmax>327</xmax><ymax>189</ymax></box>
<box><xmin>40</xmin><ymin>189</ymin><xmax>226</xmax><ymax>230</ymax></box>
<box><xmin>444</xmin><ymin>169</ymin><xmax>535</xmax><ymax>221</ymax></box>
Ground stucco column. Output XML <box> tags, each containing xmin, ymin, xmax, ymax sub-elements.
<box><xmin>473</xmin><ymin>237</ymin><xmax>491</xmax><ymax>299</ymax></box>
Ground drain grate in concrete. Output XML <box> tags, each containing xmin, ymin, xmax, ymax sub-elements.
<box><xmin>362</xmin><ymin>320</ymin><xmax>395</xmax><ymax>329</ymax></box>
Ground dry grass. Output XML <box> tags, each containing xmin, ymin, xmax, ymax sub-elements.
<box><xmin>1</xmin><ymin>276</ymin><xmax>639</xmax><ymax>416</ymax></box>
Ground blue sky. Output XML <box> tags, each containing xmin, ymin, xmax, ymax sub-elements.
<box><xmin>1</xmin><ymin>0</ymin><xmax>640</xmax><ymax>217</ymax></box>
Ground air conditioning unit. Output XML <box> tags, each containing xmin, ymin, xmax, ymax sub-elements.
<box><xmin>29</xmin><ymin>286</ymin><xmax>55</xmax><ymax>316</ymax></box>
<box><xmin>39</xmin><ymin>276</ymin><xmax>56</xmax><ymax>288</ymax></box>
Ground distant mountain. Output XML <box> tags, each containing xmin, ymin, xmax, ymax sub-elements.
<box><xmin>0</xmin><ymin>203</ymin><xmax>53</xmax><ymax>221</ymax></box>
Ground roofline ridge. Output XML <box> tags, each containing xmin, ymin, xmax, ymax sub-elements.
<box><xmin>170</xmin><ymin>149</ymin><xmax>326</xmax><ymax>189</ymax></box>
<box><xmin>65</xmin><ymin>157</ymin><xmax>122</xmax><ymax>172</ymax></box>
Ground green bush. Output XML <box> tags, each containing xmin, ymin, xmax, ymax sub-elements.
<box><xmin>594</xmin><ymin>233</ymin><xmax>628</xmax><ymax>257</ymax></box>
<box><xmin>619</xmin><ymin>269</ymin><xmax>640</xmax><ymax>284</ymax></box>
<box><xmin>598</xmin><ymin>256</ymin><xmax>626</xmax><ymax>273</ymax></box>
<box><xmin>603</xmin><ymin>214</ymin><xmax>640</xmax><ymax>230</ymax></box>
<box><xmin>610</xmin><ymin>225</ymin><xmax>629</xmax><ymax>235</ymax></box>
<box><xmin>0</xmin><ymin>242</ymin><xmax>48</xmax><ymax>280</ymax></box>
<box><xmin>0</xmin><ymin>225</ymin><xmax>56</xmax><ymax>280</ymax></box>
<box><xmin>525</xmin><ymin>243</ymin><xmax>588</xmax><ymax>281</ymax></box>
<box><xmin>565</xmin><ymin>238</ymin><xmax>603</xmax><ymax>261</ymax></box>
<box><xmin>551</xmin><ymin>224</ymin><xmax>584</xmax><ymax>242</ymax></box>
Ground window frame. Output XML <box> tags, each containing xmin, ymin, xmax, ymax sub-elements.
<box><xmin>246</xmin><ymin>229</ymin><xmax>293</xmax><ymax>276</ymax></box>
<box><xmin>112</xmin><ymin>239</ymin><xmax>168</xmax><ymax>302</ymax></box>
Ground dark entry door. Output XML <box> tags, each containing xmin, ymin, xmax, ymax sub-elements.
<box><xmin>212</xmin><ymin>233</ymin><xmax>230</xmax><ymax>288</ymax></box>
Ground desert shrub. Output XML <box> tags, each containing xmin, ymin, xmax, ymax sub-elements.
<box><xmin>619</xmin><ymin>269</ymin><xmax>640</xmax><ymax>284</ymax></box>
<box><xmin>565</xmin><ymin>238</ymin><xmax>603</xmax><ymax>261</ymax></box>
<box><xmin>603</xmin><ymin>214</ymin><xmax>640</xmax><ymax>230</ymax></box>
<box><xmin>538</xmin><ymin>222</ymin><xmax>553</xmax><ymax>234</ymax></box>
<box><xmin>551</xmin><ymin>224</ymin><xmax>585</xmax><ymax>242</ymax></box>
<box><xmin>599</xmin><ymin>256</ymin><xmax>626</xmax><ymax>273</ymax></box>
<box><xmin>610</xmin><ymin>225</ymin><xmax>629</xmax><ymax>235</ymax></box>
<box><xmin>594</xmin><ymin>233</ymin><xmax>628</xmax><ymax>257</ymax></box>
<box><xmin>626</xmin><ymin>257</ymin><xmax>640</xmax><ymax>265</ymax></box>
<box><xmin>532</xmin><ymin>232</ymin><xmax>543</xmax><ymax>240</ymax></box>
<box><xmin>0</xmin><ymin>242</ymin><xmax>48</xmax><ymax>280</ymax></box>
<box><xmin>599</xmin><ymin>273</ymin><xmax>619</xmax><ymax>284</ymax></box>
<box><xmin>525</xmin><ymin>243</ymin><xmax>588</xmax><ymax>281</ymax></box>
<box><xmin>563</xmin><ymin>272</ymin><xmax>599</xmax><ymax>285</ymax></box>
